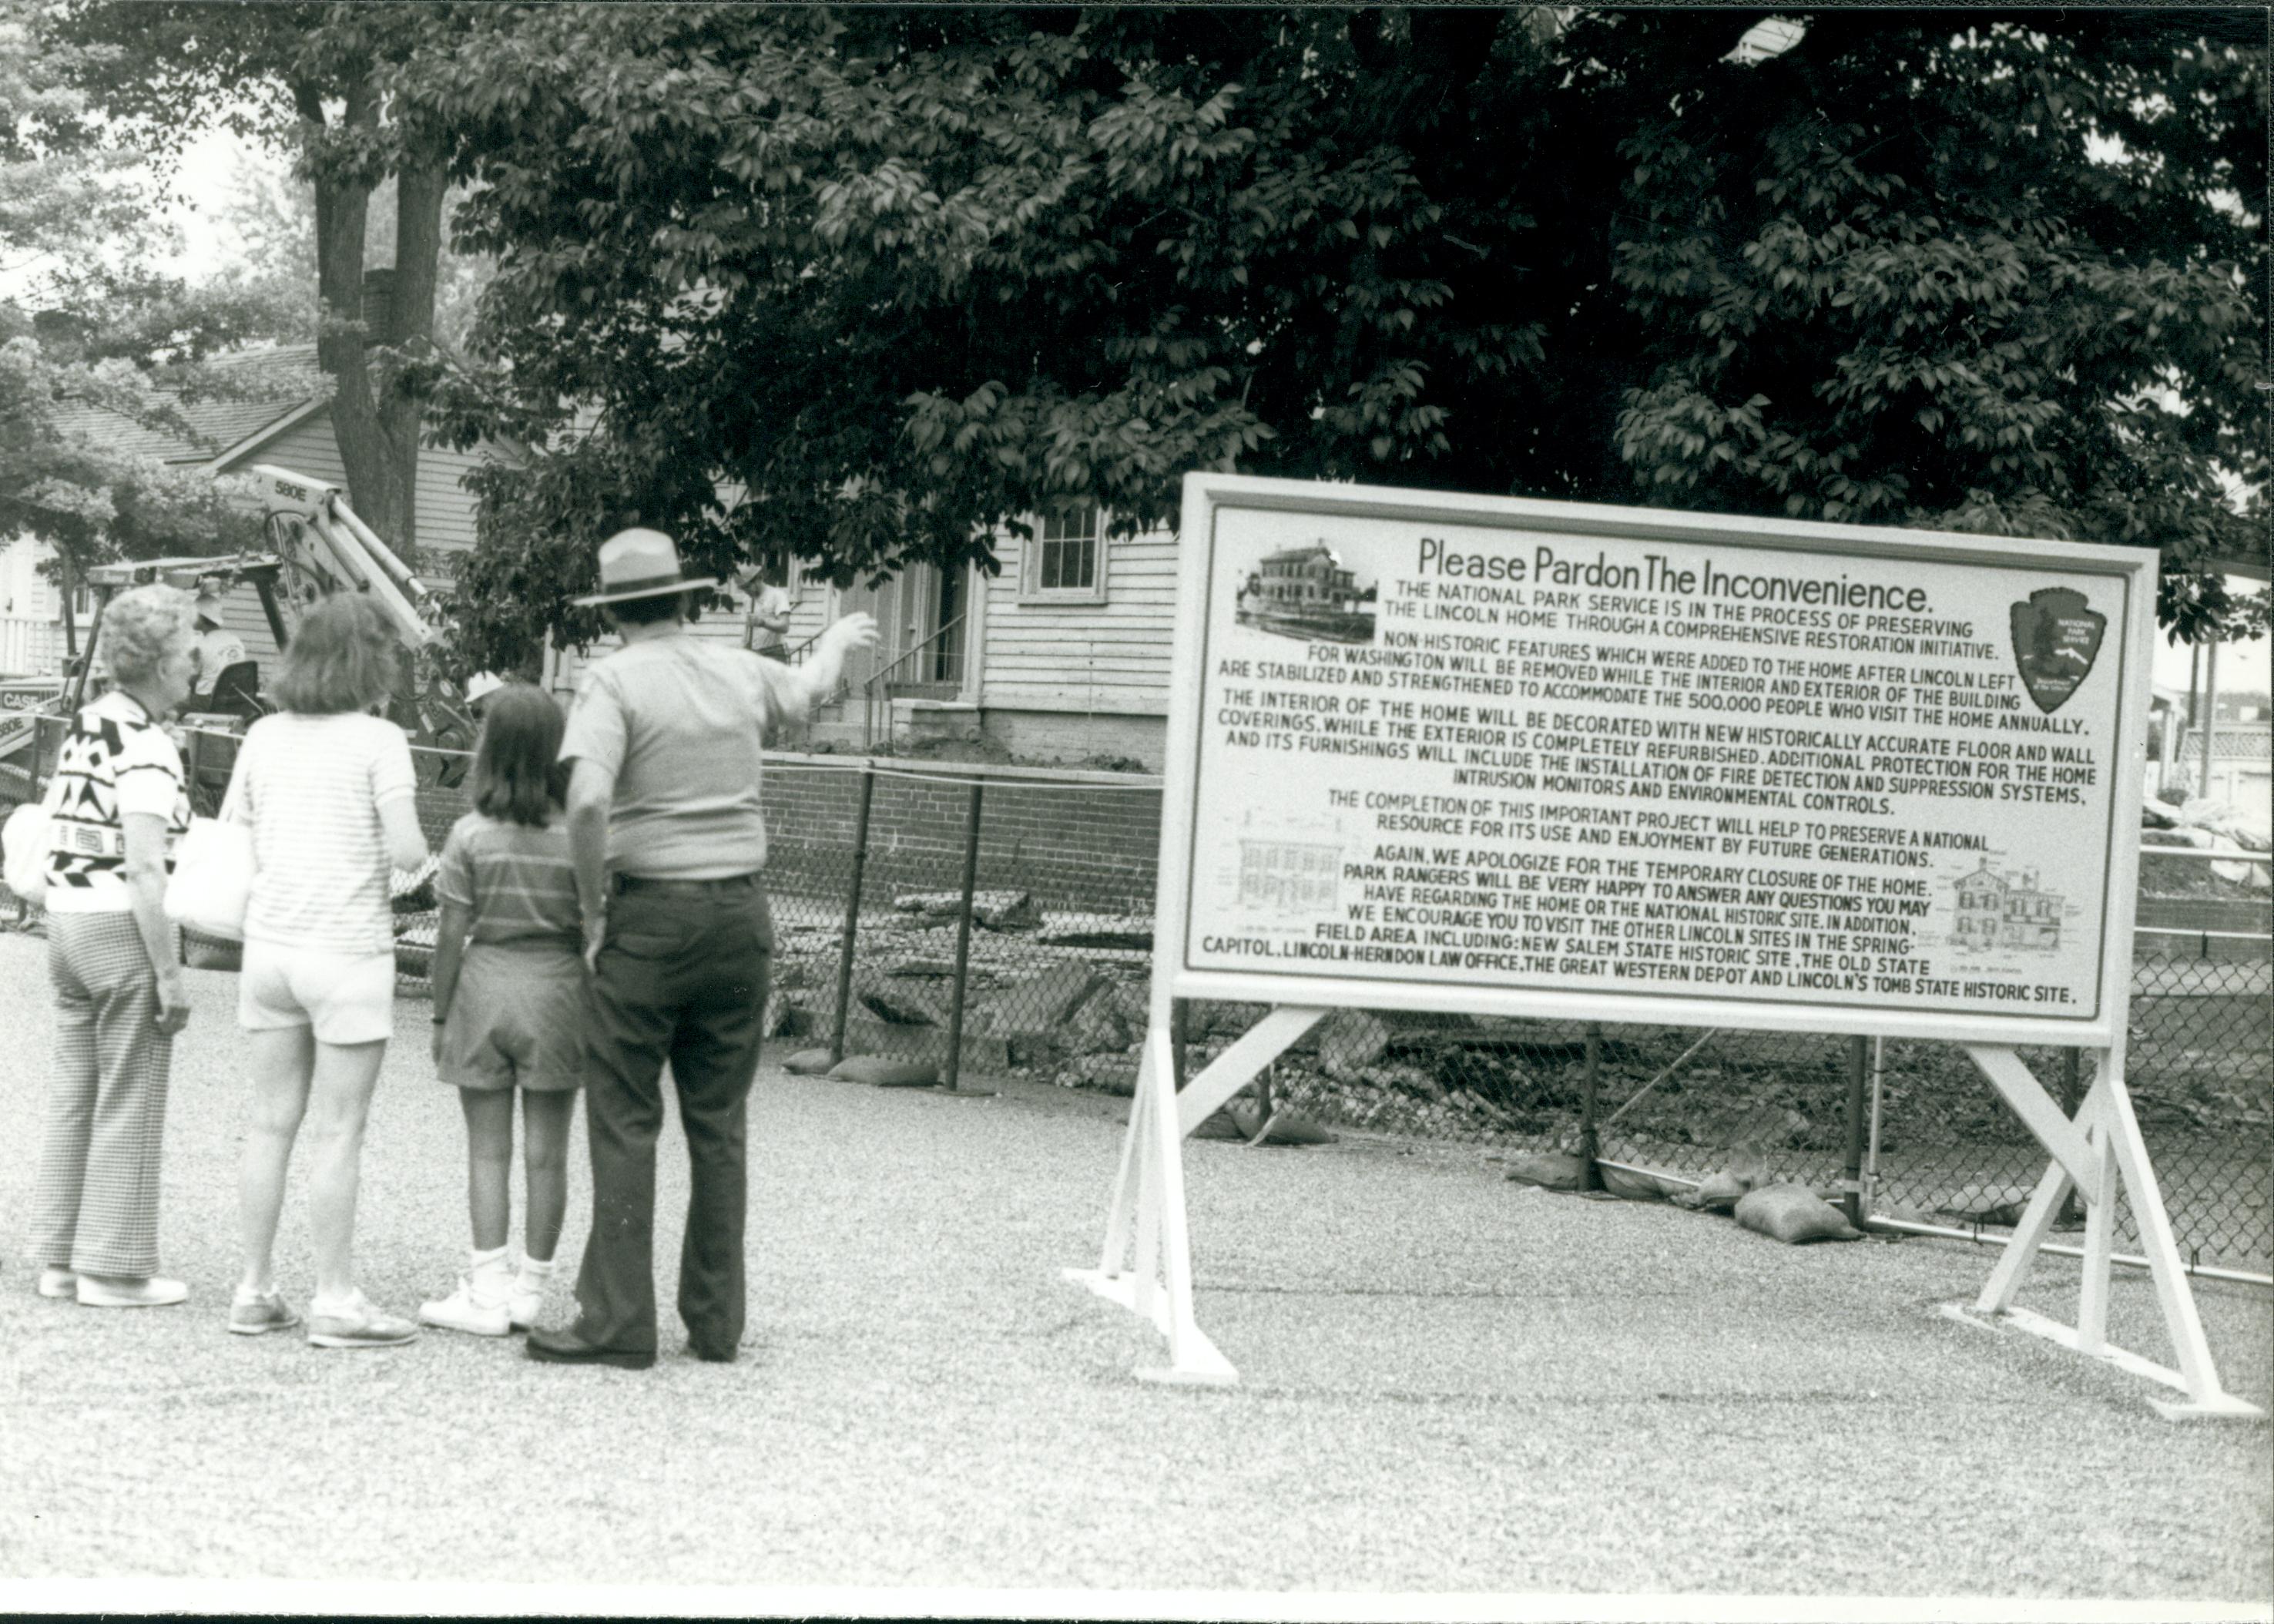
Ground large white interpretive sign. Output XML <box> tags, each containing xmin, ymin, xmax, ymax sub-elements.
<box><xmin>1076</xmin><ymin>475</ymin><xmax>2255</xmax><ymax>1418</ymax></box>
<box><xmin>1167</xmin><ymin>478</ymin><xmax>2155</xmax><ymax>1045</ymax></box>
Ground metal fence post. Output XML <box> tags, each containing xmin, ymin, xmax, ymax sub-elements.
<box><xmin>1843</xmin><ymin>1035</ymin><xmax>1869</xmax><ymax>1226</ymax></box>
<box><xmin>2058</xmin><ymin>1047</ymin><xmax>2084</xmax><ymax>1230</ymax></box>
<box><xmin>828</xmin><ymin>767</ymin><xmax>875</xmax><ymax>1066</ymax></box>
<box><xmin>1576</xmin><ymin>1022</ymin><xmax>1603</xmax><ymax>1190</ymax></box>
<box><xmin>937</xmin><ymin>780</ymin><xmax>994</xmax><ymax>1096</ymax></box>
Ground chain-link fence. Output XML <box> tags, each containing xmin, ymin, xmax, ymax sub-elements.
<box><xmin>4</xmin><ymin>720</ymin><xmax>2266</xmax><ymax>1278</ymax></box>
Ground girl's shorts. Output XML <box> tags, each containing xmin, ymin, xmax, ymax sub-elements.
<box><xmin>440</xmin><ymin>945</ymin><xmax>587</xmax><ymax>1092</ymax></box>
<box><xmin>240</xmin><ymin>941</ymin><xmax>396</xmax><ymax>1046</ymax></box>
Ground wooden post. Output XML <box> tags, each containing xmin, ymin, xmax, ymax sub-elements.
<box><xmin>937</xmin><ymin>780</ymin><xmax>994</xmax><ymax>1097</ymax></box>
<box><xmin>1576</xmin><ymin>1022</ymin><xmax>1603</xmax><ymax>1191</ymax></box>
<box><xmin>1843</xmin><ymin>1035</ymin><xmax>1870</xmax><ymax>1226</ymax></box>
<box><xmin>2197</xmin><ymin>636</ymin><xmax>2219</xmax><ymax>800</ymax></box>
<box><xmin>828</xmin><ymin>767</ymin><xmax>875</xmax><ymax>1067</ymax></box>
<box><xmin>2058</xmin><ymin>1047</ymin><xmax>2084</xmax><ymax>1230</ymax></box>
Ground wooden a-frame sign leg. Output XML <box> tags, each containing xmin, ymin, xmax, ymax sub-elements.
<box><xmin>1943</xmin><ymin>1042</ymin><xmax>2262</xmax><ymax>1420</ymax></box>
<box><xmin>1063</xmin><ymin>1005</ymin><xmax>1329</xmax><ymax>1385</ymax></box>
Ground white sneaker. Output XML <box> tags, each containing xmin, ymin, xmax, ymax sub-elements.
<box><xmin>36</xmin><ymin>1267</ymin><xmax>77</xmax><ymax>1300</ymax></box>
<box><xmin>418</xmin><ymin>1276</ymin><xmax>511</xmax><ymax>1337</ymax></box>
<box><xmin>307</xmin><ymin>1292</ymin><xmax>419</xmax><ymax>1349</ymax></box>
<box><xmin>75</xmin><ymin>1273</ymin><xmax>188</xmax><ymax>1308</ymax></box>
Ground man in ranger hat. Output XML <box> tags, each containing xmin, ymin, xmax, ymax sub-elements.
<box><xmin>528</xmin><ymin>527</ymin><xmax>874</xmax><ymax>1370</ymax></box>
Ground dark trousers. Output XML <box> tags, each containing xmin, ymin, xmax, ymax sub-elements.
<box><xmin>574</xmin><ymin>875</ymin><xmax>773</xmax><ymax>1356</ymax></box>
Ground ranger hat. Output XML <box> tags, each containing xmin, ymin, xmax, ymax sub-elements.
<box><xmin>572</xmin><ymin>527</ymin><xmax>719</xmax><ymax>607</ymax></box>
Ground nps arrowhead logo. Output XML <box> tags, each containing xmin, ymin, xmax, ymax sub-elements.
<box><xmin>2009</xmin><ymin>586</ymin><xmax>2105</xmax><ymax>715</ymax></box>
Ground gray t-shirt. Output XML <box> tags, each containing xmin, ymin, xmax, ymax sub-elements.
<box><xmin>558</xmin><ymin>632</ymin><xmax>807</xmax><ymax>878</ymax></box>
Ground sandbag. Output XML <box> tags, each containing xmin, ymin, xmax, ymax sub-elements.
<box><xmin>1672</xmin><ymin>1169</ymin><xmax>1753</xmax><ymax>1213</ymax></box>
<box><xmin>829</xmin><ymin>1055</ymin><xmax>940</xmax><ymax>1088</ymax></box>
<box><xmin>1598</xmin><ymin>1163</ymin><xmax>1689</xmax><ymax>1203</ymax></box>
<box><xmin>1223</xmin><ymin>1105</ymin><xmax>1337</xmax><ymax>1146</ymax></box>
<box><xmin>1733</xmin><ymin>1183</ymin><xmax>1863</xmax><ymax>1244</ymax></box>
<box><xmin>1503</xmin><ymin>1151</ymin><xmax>1587</xmax><ymax>1191</ymax></box>
<box><xmin>780</xmin><ymin>1048</ymin><xmax>837</xmax><ymax>1076</ymax></box>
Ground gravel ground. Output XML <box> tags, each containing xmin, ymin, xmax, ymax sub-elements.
<box><xmin>0</xmin><ymin>929</ymin><xmax>2268</xmax><ymax>1610</ymax></box>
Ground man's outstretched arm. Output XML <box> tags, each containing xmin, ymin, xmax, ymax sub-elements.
<box><xmin>774</xmin><ymin>611</ymin><xmax>879</xmax><ymax>714</ymax></box>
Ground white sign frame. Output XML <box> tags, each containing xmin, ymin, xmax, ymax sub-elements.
<box><xmin>1067</xmin><ymin>473</ymin><xmax>2260</xmax><ymax>1421</ymax></box>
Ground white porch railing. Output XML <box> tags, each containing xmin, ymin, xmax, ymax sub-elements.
<box><xmin>0</xmin><ymin>616</ymin><xmax>64</xmax><ymax>677</ymax></box>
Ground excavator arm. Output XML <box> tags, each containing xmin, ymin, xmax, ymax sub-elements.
<box><xmin>249</xmin><ymin>465</ymin><xmax>443</xmax><ymax>646</ymax></box>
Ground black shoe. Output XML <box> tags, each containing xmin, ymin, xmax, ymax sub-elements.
<box><xmin>689</xmin><ymin>1341</ymin><xmax>738</xmax><ymax>1364</ymax></box>
<box><xmin>525</xmin><ymin>1326</ymin><xmax>656</xmax><ymax>1370</ymax></box>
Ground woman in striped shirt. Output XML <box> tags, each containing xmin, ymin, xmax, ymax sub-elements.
<box><xmin>226</xmin><ymin>594</ymin><xmax>430</xmax><ymax>1348</ymax></box>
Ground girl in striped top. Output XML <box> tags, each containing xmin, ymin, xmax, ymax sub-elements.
<box><xmin>418</xmin><ymin>684</ymin><xmax>585</xmax><ymax>1337</ymax></box>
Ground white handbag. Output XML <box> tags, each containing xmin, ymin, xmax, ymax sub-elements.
<box><xmin>2</xmin><ymin>797</ymin><xmax>55</xmax><ymax>904</ymax></box>
<box><xmin>2</xmin><ymin>749</ymin><xmax>71</xmax><ymax>906</ymax></box>
<box><xmin>163</xmin><ymin>774</ymin><xmax>256</xmax><ymax>941</ymax></box>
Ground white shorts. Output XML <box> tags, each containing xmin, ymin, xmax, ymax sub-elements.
<box><xmin>239</xmin><ymin>940</ymin><xmax>396</xmax><ymax>1046</ymax></box>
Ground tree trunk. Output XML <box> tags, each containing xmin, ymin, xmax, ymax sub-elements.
<box><xmin>307</xmin><ymin>77</ymin><xmax>444</xmax><ymax>568</ymax></box>
<box><xmin>310</xmin><ymin>75</ymin><xmax>385</xmax><ymax>530</ymax></box>
<box><xmin>301</xmin><ymin>76</ymin><xmax>445</xmax><ymax>747</ymax></box>
<box><xmin>374</xmin><ymin>147</ymin><xmax>447</xmax><ymax>565</ymax></box>
<box><xmin>59</xmin><ymin>546</ymin><xmax>77</xmax><ymax>660</ymax></box>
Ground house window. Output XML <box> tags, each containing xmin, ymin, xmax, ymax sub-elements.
<box><xmin>1020</xmin><ymin>505</ymin><xmax>1108</xmax><ymax>604</ymax></box>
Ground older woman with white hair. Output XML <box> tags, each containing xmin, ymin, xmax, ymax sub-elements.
<box><xmin>29</xmin><ymin>584</ymin><xmax>199</xmax><ymax>1308</ymax></box>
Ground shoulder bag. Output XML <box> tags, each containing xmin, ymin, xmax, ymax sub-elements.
<box><xmin>163</xmin><ymin>757</ymin><xmax>256</xmax><ymax>941</ymax></box>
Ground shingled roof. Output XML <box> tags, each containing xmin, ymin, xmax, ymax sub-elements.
<box><xmin>45</xmin><ymin>345</ymin><xmax>320</xmax><ymax>466</ymax></box>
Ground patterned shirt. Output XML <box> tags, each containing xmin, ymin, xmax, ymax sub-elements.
<box><xmin>43</xmin><ymin>690</ymin><xmax>191</xmax><ymax>916</ymax></box>
<box><xmin>231</xmin><ymin>711</ymin><xmax>418</xmax><ymax>955</ymax></box>
<box><xmin>434</xmin><ymin>811</ymin><xmax>580</xmax><ymax>955</ymax></box>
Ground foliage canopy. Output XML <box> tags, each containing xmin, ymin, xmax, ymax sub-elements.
<box><xmin>2</xmin><ymin>1</ymin><xmax>304</xmax><ymax>599</ymax></box>
<box><xmin>388</xmin><ymin>6</ymin><xmax>2260</xmax><ymax>666</ymax></box>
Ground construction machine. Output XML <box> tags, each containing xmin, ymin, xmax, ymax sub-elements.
<box><xmin>3</xmin><ymin>465</ymin><xmax>479</xmax><ymax>785</ymax></box>
<box><xmin>0</xmin><ymin>466</ymin><xmax>465</xmax><ymax>940</ymax></box>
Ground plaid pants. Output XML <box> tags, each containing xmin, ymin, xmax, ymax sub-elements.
<box><xmin>31</xmin><ymin>911</ymin><xmax>176</xmax><ymax>1277</ymax></box>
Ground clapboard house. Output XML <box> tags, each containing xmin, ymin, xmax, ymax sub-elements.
<box><xmin>557</xmin><ymin>503</ymin><xmax>1185</xmax><ymax>767</ymax></box>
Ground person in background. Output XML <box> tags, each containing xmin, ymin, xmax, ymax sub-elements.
<box><xmin>226</xmin><ymin>593</ymin><xmax>430</xmax><ymax>1348</ymax></box>
<box><xmin>526</xmin><ymin>528</ymin><xmax>874</xmax><ymax>1369</ymax></box>
<box><xmin>738</xmin><ymin>565</ymin><xmax>793</xmax><ymax>660</ymax></box>
<box><xmin>418</xmin><ymin>684</ymin><xmax>584</xmax><ymax>1337</ymax></box>
<box><xmin>186</xmin><ymin>589</ymin><xmax>249</xmax><ymax>710</ymax></box>
<box><xmin>463</xmin><ymin>670</ymin><xmax>506</xmax><ymax>720</ymax></box>
<box><xmin>28</xmin><ymin>586</ymin><xmax>198</xmax><ymax>1308</ymax></box>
